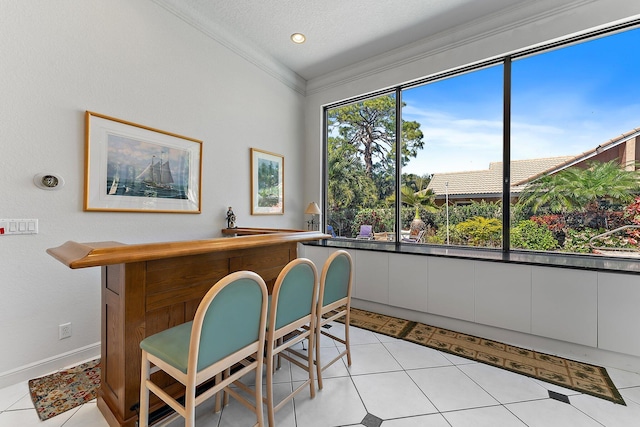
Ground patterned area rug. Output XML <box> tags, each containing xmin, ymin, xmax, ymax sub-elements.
<box><xmin>342</xmin><ymin>308</ymin><xmax>625</xmax><ymax>405</ymax></box>
<box><xmin>28</xmin><ymin>359</ymin><xmax>100</xmax><ymax>420</ymax></box>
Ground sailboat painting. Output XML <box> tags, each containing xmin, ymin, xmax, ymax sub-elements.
<box><xmin>106</xmin><ymin>133</ymin><xmax>189</xmax><ymax>199</ymax></box>
<box><xmin>85</xmin><ymin>111</ymin><xmax>202</xmax><ymax>213</ymax></box>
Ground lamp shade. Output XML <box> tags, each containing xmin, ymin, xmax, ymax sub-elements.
<box><xmin>304</xmin><ymin>202</ymin><xmax>321</xmax><ymax>215</ymax></box>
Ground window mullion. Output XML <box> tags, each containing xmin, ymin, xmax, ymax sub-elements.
<box><xmin>502</xmin><ymin>56</ymin><xmax>511</xmax><ymax>253</ymax></box>
<box><xmin>395</xmin><ymin>87</ymin><xmax>402</xmax><ymax>246</ymax></box>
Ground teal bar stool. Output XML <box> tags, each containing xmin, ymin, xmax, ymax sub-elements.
<box><xmin>263</xmin><ymin>258</ymin><xmax>319</xmax><ymax>427</ymax></box>
<box><xmin>138</xmin><ymin>271</ymin><xmax>269</xmax><ymax>427</ymax></box>
<box><xmin>315</xmin><ymin>250</ymin><xmax>353</xmax><ymax>389</ymax></box>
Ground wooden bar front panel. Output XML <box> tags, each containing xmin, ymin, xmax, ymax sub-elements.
<box><xmin>98</xmin><ymin>242</ymin><xmax>297</xmax><ymax>427</ymax></box>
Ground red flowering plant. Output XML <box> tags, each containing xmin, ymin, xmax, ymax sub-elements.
<box><xmin>623</xmin><ymin>196</ymin><xmax>640</xmax><ymax>246</ymax></box>
<box><xmin>530</xmin><ymin>214</ymin><xmax>566</xmax><ymax>233</ymax></box>
<box><xmin>624</xmin><ymin>196</ymin><xmax>640</xmax><ymax>224</ymax></box>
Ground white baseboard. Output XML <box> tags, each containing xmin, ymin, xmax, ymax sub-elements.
<box><xmin>0</xmin><ymin>342</ymin><xmax>101</xmax><ymax>389</ymax></box>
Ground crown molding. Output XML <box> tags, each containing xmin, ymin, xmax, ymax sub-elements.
<box><xmin>150</xmin><ymin>0</ymin><xmax>638</xmax><ymax>98</ymax></box>
<box><xmin>305</xmin><ymin>0</ymin><xmax>604</xmax><ymax>95</ymax></box>
<box><xmin>151</xmin><ymin>0</ymin><xmax>307</xmax><ymax>95</ymax></box>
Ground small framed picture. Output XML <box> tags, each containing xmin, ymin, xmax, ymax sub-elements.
<box><xmin>250</xmin><ymin>148</ymin><xmax>284</xmax><ymax>215</ymax></box>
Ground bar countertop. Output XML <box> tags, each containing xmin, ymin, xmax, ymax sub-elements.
<box><xmin>47</xmin><ymin>230</ymin><xmax>330</xmax><ymax>269</ymax></box>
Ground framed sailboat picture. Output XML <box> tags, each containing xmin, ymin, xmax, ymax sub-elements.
<box><xmin>84</xmin><ymin>111</ymin><xmax>202</xmax><ymax>213</ymax></box>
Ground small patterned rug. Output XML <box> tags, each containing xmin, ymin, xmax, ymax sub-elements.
<box><xmin>342</xmin><ymin>308</ymin><xmax>625</xmax><ymax>405</ymax></box>
<box><xmin>28</xmin><ymin>359</ymin><xmax>101</xmax><ymax>420</ymax></box>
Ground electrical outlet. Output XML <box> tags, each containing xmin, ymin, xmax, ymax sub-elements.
<box><xmin>59</xmin><ymin>322</ymin><xmax>72</xmax><ymax>339</ymax></box>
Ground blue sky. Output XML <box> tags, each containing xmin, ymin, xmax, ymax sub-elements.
<box><xmin>401</xmin><ymin>26</ymin><xmax>640</xmax><ymax>175</ymax></box>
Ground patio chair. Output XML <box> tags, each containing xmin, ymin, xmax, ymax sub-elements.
<box><xmin>356</xmin><ymin>225</ymin><xmax>373</xmax><ymax>239</ymax></box>
<box><xmin>373</xmin><ymin>232</ymin><xmax>388</xmax><ymax>241</ymax></box>
<box><xmin>327</xmin><ymin>224</ymin><xmax>336</xmax><ymax>237</ymax></box>
<box><xmin>402</xmin><ymin>229</ymin><xmax>425</xmax><ymax>243</ymax></box>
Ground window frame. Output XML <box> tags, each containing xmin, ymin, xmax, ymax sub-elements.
<box><xmin>322</xmin><ymin>18</ymin><xmax>640</xmax><ymax>266</ymax></box>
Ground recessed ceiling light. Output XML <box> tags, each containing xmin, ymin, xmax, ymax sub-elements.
<box><xmin>290</xmin><ymin>33</ymin><xmax>306</xmax><ymax>44</ymax></box>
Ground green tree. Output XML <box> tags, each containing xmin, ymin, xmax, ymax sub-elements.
<box><xmin>518</xmin><ymin>160</ymin><xmax>640</xmax><ymax>214</ymax></box>
<box><xmin>399</xmin><ymin>186</ymin><xmax>438</xmax><ymax>211</ymax></box>
<box><xmin>387</xmin><ymin>174</ymin><xmax>438</xmax><ymax>213</ymax></box>
<box><xmin>327</xmin><ymin>95</ymin><xmax>426</xmax><ymax>235</ymax></box>
<box><xmin>327</xmin><ymin>136</ymin><xmax>378</xmax><ymax>211</ymax></box>
<box><xmin>403</xmin><ymin>173</ymin><xmax>432</xmax><ymax>193</ymax></box>
<box><xmin>327</xmin><ymin>95</ymin><xmax>424</xmax><ymax>179</ymax></box>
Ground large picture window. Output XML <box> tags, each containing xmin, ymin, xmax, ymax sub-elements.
<box><xmin>326</xmin><ymin>92</ymin><xmax>401</xmax><ymax>240</ymax></box>
<box><xmin>402</xmin><ymin>65</ymin><xmax>503</xmax><ymax>248</ymax></box>
<box><xmin>325</xmin><ymin>23</ymin><xmax>640</xmax><ymax>259</ymax></box>
<box><xmin>510</xmin><ymin>27</ymin><xmax>640</xmax><ymax>256</ymax></box>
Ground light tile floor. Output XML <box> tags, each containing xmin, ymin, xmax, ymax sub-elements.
<box><xmin>3</xmin><ymin>322</ymin><xmax>640</xmax><ymax>426</ymax></box>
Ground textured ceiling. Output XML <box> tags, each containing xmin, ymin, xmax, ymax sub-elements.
<box><xmin>153</xmin><ymin>0</ymin><xmax>534</xmax><ymax>81</ymax></box>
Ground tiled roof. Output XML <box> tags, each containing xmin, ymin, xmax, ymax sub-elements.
<box><xmin>512</xmin><ymin>127</ymin><xmax>640</xmax><ymax>186</ymax></box>
<box><xmin>427</xmin><ymin>156</ymin><xmax>573</xmax><ymax>197</ymax></box>
<box><xmin>424</xmin><ymin>126</ymin><xmax>640</xmax><ymax>198</ymax></box>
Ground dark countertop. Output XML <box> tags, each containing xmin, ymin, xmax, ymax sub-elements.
<box><xmin>305</xmin><ymin>239</ymin><xmax>640</xmax><ymax>274</ymax></box>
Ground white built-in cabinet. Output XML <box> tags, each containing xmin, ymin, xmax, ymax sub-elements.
<box><xmin>427</xmin><ymin>257</ymin><xmax>475</xmax><ymax>322</ymax></box>
<box><xmin>355</xmin><ymin>251</ymin><xmax>389</xmax><ymax>303</ymax></box>
<box><xmin>300</xmin><ymin>244</ymin><xmax>640</xmax><ymax>358</ymax></box>
<box><xmin>531</xmin><ymin>266</ymin><xmax>598</xmax><ymax>347</ymax></box>
<box><xmin>388</xmin><ymin>253</ymin><xmax>427</xmax><ymax>312</ymax></box>
<box><xmin>475</xmin><ymin>262</ymin><xmax>531</xmax><ymax>334</ymax></box>
<box><xmin>597</xmin><ymin>272</ymin><xmax>640</xmax><ymax>357</ymax></box>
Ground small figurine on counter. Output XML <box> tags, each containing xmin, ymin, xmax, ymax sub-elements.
<box><xmin>226</xmin><ymin>206</ymin><xmax>237</xmax><ymax>228</ymax></box>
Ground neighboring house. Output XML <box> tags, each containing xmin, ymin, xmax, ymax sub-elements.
<box><xmin>427</xmin><ymin>127</ymin><xmax>640</xmax><ymax>205</ymax></box>
<box><xmin>427</xmin><ymin>156</ymin><xmax>573</xmax><ymax>205</ymax></box>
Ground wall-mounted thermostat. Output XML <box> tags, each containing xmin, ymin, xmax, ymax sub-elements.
<box><xmin>34</xmin><ymin>173</ymin><xmax>64</xmax><ymax>190</ymax></box>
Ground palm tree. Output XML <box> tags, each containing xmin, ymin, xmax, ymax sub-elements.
<box><xmin>518</xmin><ymin>160</ymin><xmax>640</xmax><ymax>214</ymax></box>
<box><xmin>388</xmin><ymin>174</ymin><xmax>438</xmax><ymax>212</ymax></box>
<box><xmin>569</xmin><ymin>160</ymin><xmax>639</xmax><ymax>210</ymax></box>
<box><xmin>400</xmin><ymin>185</ymin><xmax>438</xmax><ymax>212</ymax></box>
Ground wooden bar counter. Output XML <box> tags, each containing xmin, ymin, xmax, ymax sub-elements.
<box><xmin>47</xmin><ymin>230</ymin><xmax>329</xmax><ymax>427</ymax></box>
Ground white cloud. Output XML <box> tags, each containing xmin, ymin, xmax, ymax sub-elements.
<box><xmin>403</xmin><ymin>107</ymin><xmax>503</xmax><ymax>174</ymax></box>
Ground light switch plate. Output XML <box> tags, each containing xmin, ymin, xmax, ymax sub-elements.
<box><xmin>0</xmin><ymin>219</ymin><xmax>38</xmax><ymax>235</ymax></box>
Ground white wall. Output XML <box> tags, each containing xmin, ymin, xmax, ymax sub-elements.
<box><xmin>0</xmin><ymin>0</ymin><xmax>305</xmax><ymax>385</ymax></box>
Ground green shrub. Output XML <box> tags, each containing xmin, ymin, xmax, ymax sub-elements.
<box><xmin>454</xmin><ymin>216</ymin><xmax>502</xmax><ymax>247</ymax></box>
<box><xmin>400</xmin><ymin>206</ymin><xmax>437</xmax><ymax>230</ymax></box>
<box><xmin>510</xmin><ymin>202</ymin><xmax>532</xmax><ymax>225</ymax></box>
<box><xmin>424</xmin><ymin>232</ymin><xmax>444</xmax><ymax>244</ymax></box>
<box><xmin>510</xmin><ymin>220</ymin><xmax>558</xmax><ymax>251</ymax></box>
<box><xmin>435</xmin><ymin>223</ymin><xmax>465</xmax><ymax>245</ymax></box>
<box><xmin>351</xmin><ymin>208</ymin><xmax>394</xmax><ymax>236</ymax></box>
<box><xmin>561</xmin><ymin>228</ymin><xmax>601</xmax><ymax>254</ymax></box>
<box><xmin>433</xmin><ymin>200</ymin><xmax>502</xmax><ymax>229</ymax></box>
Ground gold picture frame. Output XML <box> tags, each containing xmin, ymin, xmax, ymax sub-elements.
<box><xmin>84</xmin><ymin>111</ymin><xmax>202</xmax><ymax>213</ymax></box>
<box><xmin>250</xmin><ymin>148</ymin><xmax>284</xmax><ymax>215</ymax></box>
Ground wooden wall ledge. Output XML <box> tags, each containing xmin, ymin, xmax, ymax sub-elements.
<box><xmin>220</xmin><ymin>227</ymin><xmax>307</xmax><ymax>236</ymax></box>
<box><xmin>47</xmin><ymin>231</ymin><xmax>329</xmax><ymax>269</ymax></box>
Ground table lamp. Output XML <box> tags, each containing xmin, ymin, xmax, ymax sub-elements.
<box><xmin>305</xmin><ymin>202</ymin><xmax>321</xmax><ymax>230</ymax></box>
